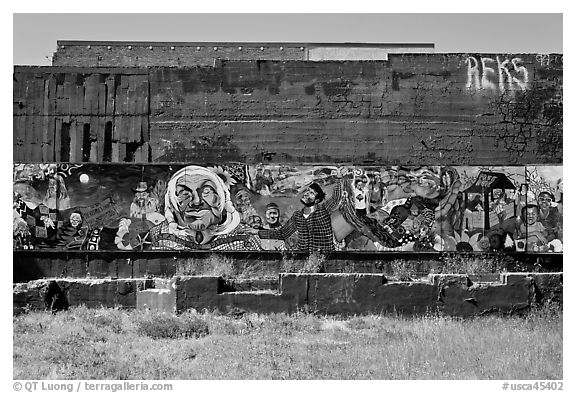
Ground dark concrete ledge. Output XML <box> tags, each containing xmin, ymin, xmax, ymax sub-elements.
<box><xmin>13</xmin><ymin>251</ymin><xmax>562</xmax><ymax>283</ymax></box>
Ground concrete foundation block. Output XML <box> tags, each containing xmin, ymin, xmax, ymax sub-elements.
<box><xmin>428</xmin><ymin>274</ymin><xmax>471</xmax><ymax>287</ymax></box>
<box><xmin>218</xmin><ymin>291</ymin><xmax>294</xmax><ymax>314</ymax></box>
<box><xmin>13</xmin><ymin>280</ymin><xmax>49</xmax><ymax>313</ymax></box>
<box><xmin>174</xmin><ymin>276</ymin><xmax>220</xmax><ymax>312</ymax></box>
<box><xmin>279</xmin><ymin>274</ymin><xmax>309</xmax><ymax>309</ymax></box>
<box><xmin>371</xmin><ymin>282</ymin><xmax>438</xmax><ymax>316</ymax></box>
<box><xmin>439</xmin><ymin>279</ymin><xmax>531</xmax><ymax>317</ymax></box>
<box><xmin>501</xmin><ymin>273</ymin><xmax>531</xmax><ymax>286</ymax></box>
<box><xmin>137</xmin><ymin>289</ymin><xmax>176</xmax><ymax>313</ymax></box>
<box><xmin>307</xmin><ymin>273</ymin><xmax>387</xmax><ymax>315</ymax></box>
<box><xmin>87</xmin><ymin>258</ymin><xmax>118</xmax><ymax>278</ymax></box>
<box><xmin>529</xmin><ymin>273</ymin><xmax>563</xmax><ymax>305</ymax></box>
<box><xmin>116</xmin><ymin>259</ymin><xmax>134</xmax><ymax>278</ymax></box>
<box><xmin>223</xmin><ymin>278</ymin><xmax>279</xmax><ymax>292</ymax></box>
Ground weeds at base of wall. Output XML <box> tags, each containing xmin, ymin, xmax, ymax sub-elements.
<box><xmin>281</xmin><ymin>252</ymin><xmax>326</xmax><ymax>273</ymax></box>
<box><xmin>177</xmin><ymin>252</ymin><xmax>327</xmax><ymax>277</ymax></box>
<box><xmin>439</xmin><ymin>254</ymin><xmax>510</xmax><ymax>275</ymax></box>
<box><xmin>173</xmin><ymin>251</ymin><xmax>539</xmax><ymax>280</ymax></box>
<box><xmin>177</xmin><ymin>255</ymin><xmax>237</xmax><ymax>278</ymax></box>
<box><xmin>389</xmin><ymin>260</ymin><xmax>418</xmax><ymax>281</ymax></box>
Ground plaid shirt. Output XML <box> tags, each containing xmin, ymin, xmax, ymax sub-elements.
<box><xmin>258</xmin><ymin>180</ymin><xmax>343</xmax><ymax>253</ymax></box>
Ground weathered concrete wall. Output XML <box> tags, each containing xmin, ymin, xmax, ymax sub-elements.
<box><xmin>148</xmin><ymin>55</ymin><xmax>562</xmax><ymax>165</ymax></box>
<box><xmin>14</xmin><ymin>53</ymin><xmax>563</xmax><ymax>165</ymax></box>
<box><xmin>13</xmin><ymin>67</ymin><xmax>150</xmax><ymax>162</ymax></box>
<box><xmin>13</xmin><ymin>278</ymin><xmax>153</xmax><ymax>313</ymax></box>
<box><xmin>14</xmin><ymin>273</ymin><xmax>562</xmax><ymax>317</ymax></box>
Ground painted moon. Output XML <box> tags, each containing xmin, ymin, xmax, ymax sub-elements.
<box><xmin>79</xmin><ymin>174</ymin><xmax>89</xmax><ymax>184</ymax></box>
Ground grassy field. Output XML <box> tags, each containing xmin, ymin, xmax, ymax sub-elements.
<box><xmin>13</xmin><ymin>306</ymin><xmax>562</xmax><ymax>380</ymax></box>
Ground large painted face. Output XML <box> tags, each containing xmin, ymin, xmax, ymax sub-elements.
<box><xmin>173</xmin><ymin>175</ymin><xmax>223</xmax><ymax>237</ymax></box>
<box><xmin>182</xmin><ymin>183</ymin><xmax>220</xmax><ymax>230</ymax></box>
<box><xmin>265</xmin><ymin>208</ymin><xmax>280</xmax><ymax>225</ymax></box>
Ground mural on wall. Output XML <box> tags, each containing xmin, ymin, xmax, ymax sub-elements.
<box><xmin>13</xmin><ymin>163</ymin><xmax>562</xmax><ymax>253</ymax></box>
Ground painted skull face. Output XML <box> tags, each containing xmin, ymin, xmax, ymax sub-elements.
<box><xmin>70</xmin><ymin>213</ymin><xmax>82</xmax><ymax>228</ymax></box>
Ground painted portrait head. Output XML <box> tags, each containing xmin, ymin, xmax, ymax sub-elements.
<box><xmin>165</xmin><ymin>166</ymin><xmax>240</xmax><ymax>242</ymax></box>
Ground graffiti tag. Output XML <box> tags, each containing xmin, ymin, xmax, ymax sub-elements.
<box><xmin>466</xmin><ymin>56</ymin><xmax>529</xmax><ymax>93</ymax></box>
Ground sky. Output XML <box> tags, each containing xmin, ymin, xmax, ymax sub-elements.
<box><xmin>13</xmin><ymin>13</ymin><xmax>563</xmax><ymax>65</ymax></box>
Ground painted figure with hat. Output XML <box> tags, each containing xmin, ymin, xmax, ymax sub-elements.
<box><xmin>129</xmin><ymin>181</ymin><xmax>159</xmax><ymax>220</ymax></box>
<box><xmin>233</xmin><ymin>188</ymin><xmax>259</xmax><ymax>225</ymax></box>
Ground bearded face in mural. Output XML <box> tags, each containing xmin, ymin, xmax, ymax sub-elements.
<box><xmin>163</xmin><ymin>166</ymin><xmax>240</xmax><ymax>245</ymax></box>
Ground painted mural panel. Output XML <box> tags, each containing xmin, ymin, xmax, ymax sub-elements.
<box><xmin>518</xmin><ymin>166</ymin><xmax>563</xmax><ymax>252</ymax></box>
<box><xmin>12</xmin><ymin>163</ymin><xmax>562</xmax><ymax>253</ymax></box>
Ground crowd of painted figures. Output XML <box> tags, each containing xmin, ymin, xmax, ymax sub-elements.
<box><xmin>13</xmin><ymin>163</ymin><xmax>563</xmax><ymax>253</ymax></box>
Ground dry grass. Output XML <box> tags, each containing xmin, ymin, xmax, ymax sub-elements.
<box><xmin>13</xmin><ymin>305</ymin><xmax>562</xmax><ymax>380</ymax></box>
<box><xmin>281</xmin><ymin>252</ymin><xmax>326</xmax><ymax>273</ymax></box>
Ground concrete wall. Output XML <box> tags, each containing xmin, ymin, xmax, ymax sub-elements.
<box><xmin>13</xmin><ymin>250</ymin><xmax>563</xmax><ymax>283</ymax></box>
<box><xmin>50</xmin><ymin>42</ymin><xmax>435</xmax><ymax>67</ymax></box>
<box><xmin>14</xmin><ymin>53</ymin><xmax>563</xmax><ymax>165</ymax></box>
<box><xmin>14</xmin><ymin>273</ymin><xmax>562</xmax><ymax>317</ymax></box>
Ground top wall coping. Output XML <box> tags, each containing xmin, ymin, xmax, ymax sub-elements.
<box><xmin>56</xmin><ymin>41</ymin><xmax>436</xmax><ymax>49</ymax></box>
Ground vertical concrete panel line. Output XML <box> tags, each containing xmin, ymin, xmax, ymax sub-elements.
<box><xmin>69</xmin><ymin>119</ymin><xmax>77</xmax><ymax>163</ymax></box>
<box><xmin>304</xmin><ymin>277</ymin><xmax>310</xmax><ymax>308</ymax></box>
<box><xmin>42</xmin><ymin>79</ymin><xmax>51</xmax><ymax>161</ymax></box>
<box><xmin>523</xmin><ymin>165</ymin><xmax>530</xmax><ymax>255</ymax></box>
<box><xmin>54</xmin><ymin>117</ymin><xmax>62</xmax><ymax>162</ymax></box>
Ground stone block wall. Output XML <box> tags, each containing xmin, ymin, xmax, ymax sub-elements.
<box><xmin>14</xmin><ymin>273</ymin><xmax>563</xmax><ymax>317</ymax></box>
